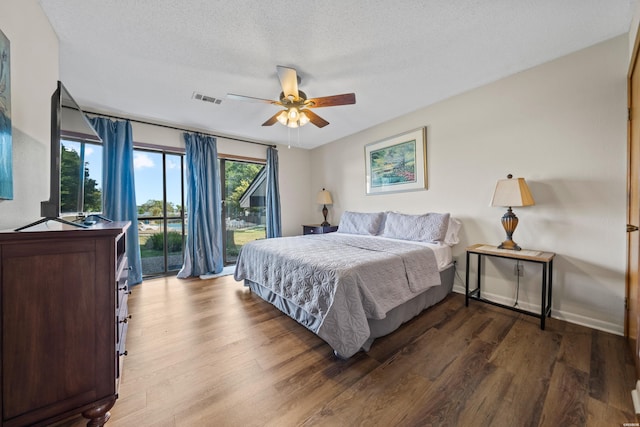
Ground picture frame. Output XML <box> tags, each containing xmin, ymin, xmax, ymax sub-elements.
<box><xmin>0</xmin><ymin>28</ymin><xmax>12</xmax><ymax>200</ymax></box>
<box><xmin>364</xmin><ymin>127</ymin><xmax>427</xmax><ymax>195</ymax></box>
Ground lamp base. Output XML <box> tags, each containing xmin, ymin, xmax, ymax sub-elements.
<box><xmin>321</xmin><ymin>204</ymin><xmax>329</xmax><ymax>227</ymax></box>
<box><xmin>498</xmin><ymin>207</ymin><xmax>522</xmax><ymax>251</ymax></box>
<box><xmin>498</xmin><ymin>239</ymin><xmax>521</xmax><ymax>251</ymax></box>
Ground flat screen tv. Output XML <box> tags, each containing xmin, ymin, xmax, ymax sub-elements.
<box><xmin>16</xmin><ymin>81</ymin><xmax>102</xmax><ymax>231</ymax></box>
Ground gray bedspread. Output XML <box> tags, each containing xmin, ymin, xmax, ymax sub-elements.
<box><xmin>234</xmin><ymin>233</ymin><xmax>441</xmax><ymax>358</ymax></box>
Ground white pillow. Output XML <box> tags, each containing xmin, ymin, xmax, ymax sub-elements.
<box><xmin>444</xmin><ymin>217</ymin><xmax>462</xmax><ymax>246</ymax></box>
<box><xmin>337</xmin><ymin>211</ymin><xmax>385</xmax><ymax>235</ymax></box>
<box><xmin>382</xmin><ymin>212</ymin><xmax>450</xmax><ymax>242</ymax></box>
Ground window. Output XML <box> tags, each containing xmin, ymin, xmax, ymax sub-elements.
<box><xmin>60</xmin><ymin>139</ymin><xmax>103</xmax><ymax>215</ymax></box>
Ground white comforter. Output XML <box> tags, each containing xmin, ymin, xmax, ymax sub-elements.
<box><xmin>234</xmin><ymin>233</ymin><xmax>441</xmax><ymax>357</ymax></box>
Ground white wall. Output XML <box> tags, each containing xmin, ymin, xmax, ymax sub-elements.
<box><xmin>0</xmin><ymin>0</ymin><xmax>59</xmax><ymax>230</ymax></box>
<box><xmin>310</xmin><ymin>36</ymin><xmax>628</xmax><ymax>334</ymax></box>
<box><xmin>631</xmin><ymin>0</ymin><xmax>640</xmax><ymax>60</ymax></box>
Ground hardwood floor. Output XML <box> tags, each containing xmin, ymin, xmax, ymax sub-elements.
<box><xmin>59</xmin><ymin>274</ymin><xmax>637</xmax><ymax>426</ymax></box>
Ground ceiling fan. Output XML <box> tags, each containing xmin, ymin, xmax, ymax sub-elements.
<box><xmin>227</xmin><ymin>65</ymin><xmax>356</xmax><ymax>129</ymax></box>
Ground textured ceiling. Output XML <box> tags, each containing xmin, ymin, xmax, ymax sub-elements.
<box><xmin>38</xmin><ymin>0</ymin><xmax>634</xmax><ymax>149</ymax></box>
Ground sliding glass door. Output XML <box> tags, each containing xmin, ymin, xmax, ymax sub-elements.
<box><xmin>221</xmin><ymin>158</ymin><xmax>266</xmax><ymax>264</ymax></box>
<box><xmin>135</xmin><ymin>149</ymin><xmax>186</xmax><ymax>277</ymax></box>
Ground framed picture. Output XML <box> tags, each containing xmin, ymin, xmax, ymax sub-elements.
<box><xmin>365</xmin><ymin>127</ymin><xmax>427</xmax><ymax>195</ymax></box>
<box><xmin>0</xmin><ymin>28</ymin><xmax>12</xmax><ymax>200</ymax></box>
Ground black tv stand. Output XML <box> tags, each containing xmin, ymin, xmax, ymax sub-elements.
<box><xmin>15</xmin><ymin>217</ymin><xmax>89</xmax><ymax>232</ymax></box>
<box><xmin>85</xmin><ymin>214</ymin><xmax>113</xmax><ymax>223</ymax></box>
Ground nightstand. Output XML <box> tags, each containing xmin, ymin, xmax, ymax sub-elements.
<box><xmin>465</xmin><ymin>244</ymin><xmax>555</xmax><ymax>330</ymax></box>
<box><xmin>302</xmin><ymin>224</ymin><xmax>339</xmax><ymax>235</ymax></box>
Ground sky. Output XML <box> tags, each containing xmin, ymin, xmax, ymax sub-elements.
<box><xmin>132</xmin><ymin>150</ymin><xmax>183</xmax><ymax>208</ymax></box>
<box><xmin>62</xmin><ymin>140</ymin><xmax>184</xmax><ymax>211</ymax></box>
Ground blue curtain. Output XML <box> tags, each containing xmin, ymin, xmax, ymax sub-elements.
<box><xmin>266</xmin><ymin>146</ymin><xmax>282</xmax><ymax>238</ymax></box>
<box><xmin>177</xmin><ymin>132</ymin><xmax>223</xmax><ymax>278</ymax></box>
<box><xmin>90</xmin><ymin>117</ymin><xmax>143</xmax><ymax>286</ymax></box>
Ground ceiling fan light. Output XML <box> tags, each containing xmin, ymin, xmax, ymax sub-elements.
<box><xmin>299</xmin><ymin>112</ymin><xmax>310</xmax><ymax>126</ymax></box>
<box><xmin>288</xmin><ymin>108</ymin><xmax>299</xmax><ymax>121</ymax></box>
<box><xmin>276</xmin><ymin>111</ymin><xmax>288</xmax><ymax>125</ymax></box>
<box><xmin>287</xmin><ymin>120</ymin><xmax>299</xmax><ymax>128</ymax></box>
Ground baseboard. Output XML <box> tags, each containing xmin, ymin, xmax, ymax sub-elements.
<box><xmin>632</xmin><ymin>380</ymin><xmax>640</xmax><ymax>414</ymax></box>
<box><xmin>451</xmin><ymin>285</ymin><xmax>622</xmax><ymax>336</ymax></box>
<box><xmin>199</xmin><ymin>265</ymin><xmax>236</xmax><ymax>280</ymax></box>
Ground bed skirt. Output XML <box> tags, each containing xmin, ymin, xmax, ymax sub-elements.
<box><xmin>244</xmin><ymin>263</ymin><xmax>455</xmax><ymax>356</ymax></box>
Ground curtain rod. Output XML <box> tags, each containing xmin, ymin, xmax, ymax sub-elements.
<box><xmin>81</xmin><ymin>109</ymin><xmax>277</xmax><ymax>148</ymax></box>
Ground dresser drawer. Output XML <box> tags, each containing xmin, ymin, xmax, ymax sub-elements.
<box><xmin>117</xmin><ymin>299</ymin><xmax>129</xmax><ymax>346</ymax></box>
<box><xmin>116</xmin><ymin>300</ymin><xmax>129</xmax><ymax>380</ymax></box>
<box><xmin>116</xmin><ymin>258</ymin><xmax>129</xmax><ymax>308</ymax></box>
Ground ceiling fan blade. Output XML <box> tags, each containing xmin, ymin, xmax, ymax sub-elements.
<box><xmin>277</xmin><ymin>65</ymin><xmax>299</xmax><ymax>100</ymax></box>
<box><xmin>227</xmin><ymin>93</ymin><xmax>280</xmax><ymax>105</ymax></box>
<box><xmin>306</xmin><ymin>93</ymin><xmax>356</xmax><ymax>108</ymax></box>
<box><xmin>262</xmin><ymin>112</ymin><xmax>282</xmax><ymax>126</ymax></box>
<box><xmin>303</xmin><ymin>110</ymin><xmax>330</xmax><ymax>128</ymax></box>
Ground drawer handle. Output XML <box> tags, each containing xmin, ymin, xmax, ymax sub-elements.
<box><xmin>119</xmin><ymin>350</ymin><xmax>128</xmax><ymax>356</ymax></box>
<box><xmin>120</xmin><ymin>315</ymin><xmax>132</xmax><ymax>324</ymax></box>
<box><xmin>118</xmin><ymin>286</ymin><xmax>127</xmax><ymax>291</ymax></box>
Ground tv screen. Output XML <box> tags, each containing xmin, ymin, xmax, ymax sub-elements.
<box><xmin>16</xmin><ymin>81</ymin><xmax>101</xmax><ymax>231</ymax></box>
<box><xmin>42</xmin><ymin>81</ymin><xmax>102</xmax><ymax>217</ymax></box>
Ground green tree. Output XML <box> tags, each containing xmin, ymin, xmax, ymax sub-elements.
<box><xmin>224</xmin><ymin>162</ymin><xmax>263</xmax><ymax>218</ymax></box>
<box><xmin>137</xmin><ymin>199</ymin><xmax>181</xmax><ymax>217</ymax></box>
<box><xmin>83</xmin><ymin>171</ymin><xmax>101</xmax><ymax>212</ymax></box>
<box><xmin>138</xmin><ymin>199</ymin><xmax>163</xmax><ymax>217</ymax></box>
<box><xmin>60</xmin><ymin>146</ymin><xmax>102</xmax><ymax>213</ymax></box>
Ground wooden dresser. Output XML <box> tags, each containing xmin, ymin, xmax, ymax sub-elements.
<box><xmin>0</xmin><ymin>221</ymin><xmax>130</xmax><ymax>427</ymax></box>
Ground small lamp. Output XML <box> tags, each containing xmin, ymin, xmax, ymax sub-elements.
<box><xmin>490</xmin><ymin>174</ymin><xmax>535</xmax><ymax>251</ymax></box>
<box><xmin>316</xmin><ymin>188</ymin><xmax>333</xmax><ymax>226</ymax></box>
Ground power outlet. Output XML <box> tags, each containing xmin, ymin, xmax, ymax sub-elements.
<box><xmin>514</xmin><ymin>264</ymin><xmax>524</xmax><ymax>277</ymax></box>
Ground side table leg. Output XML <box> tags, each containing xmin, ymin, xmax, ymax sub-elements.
<box><xmin>476</xmin><ymin>253</ymin><xmax>482</xmax><ymax>300</ymax></box>
<box><xmin>465</xmin><ymin>251</ymin><xmax>470</xmax><ymax>306</ymax></box>
<box><xmin>547</xmin><ymin>259</ymin><xmax>553</xmax><ymax>317</ymax></box>
<box><xmin>541</xmin><ymin>263</ymin><xmax>547</xmax><ymax>330</ymax></box>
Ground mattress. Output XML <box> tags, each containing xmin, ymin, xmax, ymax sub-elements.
<box><xmin>345</xmin><ymin>234</ymin><xmax>453</xmax><ymax>271</ymax></box>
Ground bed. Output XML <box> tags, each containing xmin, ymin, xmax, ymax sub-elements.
<box><xmin>234</xmin><ymin>211</ymin><xmax>460</xmax><ymax>358</ymax></box>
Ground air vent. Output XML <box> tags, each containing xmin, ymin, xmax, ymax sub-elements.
<box><xmin>192</xmin><ymin>92</ymin><xmax>222</xmax><ymax>104</ymax></box>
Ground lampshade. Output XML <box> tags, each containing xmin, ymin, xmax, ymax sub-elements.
<box><xmin>316</xmin><ymin>188</ymin><xmax>333</xmax><ymax>205</ymax></box>
<box><xmin>490</xmin><ymin>175</ymin><xmax>535</xmax><ymax>207</ymax></box>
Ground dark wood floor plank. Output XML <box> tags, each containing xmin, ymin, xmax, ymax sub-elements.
<box><xmin>454</xmin><ymin>365</ymin><xmax>514</xmax><ymax>427</ymax></box>
<box><xmin>586</xmin><ymin>396</ymin><xmax>637</xmax><ymax>426</ymax></box>
<box><xmin>488</xmin><ymin>319</ymin><xmax>562</xmax><ymax>426</ymax></box>
<box><xmin>538</xmin><ymin>362</ymin><xmax>588</xmax><ymax>426</ymax></box>
<box><xmin>552</xmin><ymin>319</ymin><xmax>592</xmax><ymax>373</ymax></box>
<box><xmin>590</xmin><ymin>329</ymin><xmax>638</xmax><ymax>413</ymax></box>
<box><xmin>402</xmin><ymin>339</ymin><xmax>499</xmax><ymax>426</ymax></box>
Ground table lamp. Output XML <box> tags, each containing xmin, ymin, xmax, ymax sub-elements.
<box><xmin>490</xmin><ymin>174</ymin><xmax>535</xmax><ymax>251</ymax></box>
<box><xmin>316</xmin><ymin>188</ymin><xmax>333</xmax><ymax>226</ymax></box>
